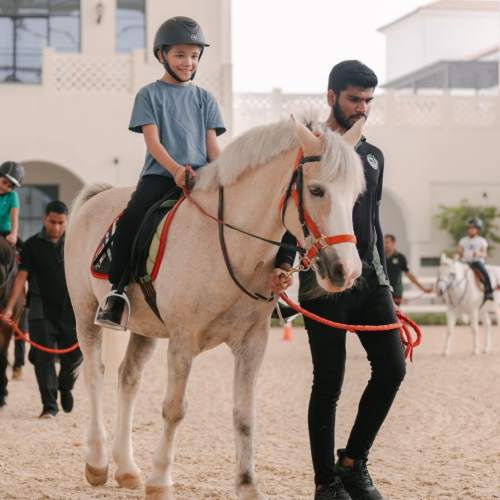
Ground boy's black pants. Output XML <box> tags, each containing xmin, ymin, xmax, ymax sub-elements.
<box><xmin>109</xmin><ymin>175</ymin><xmax>179</xmax><ymax>285</ymax></box>
<box><xmin>301</xmin><ymin>284</ymin><xmax>406</xmax><ymax>486</ymax></box>
<box><xmin>28</xmin><ymin>319</ymin><xmax>82</xmax><ymax>414</ymax></box>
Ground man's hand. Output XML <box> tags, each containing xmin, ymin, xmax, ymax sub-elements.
<box><xmin>268</xmin><ymin>268</ymin><xmax>293</xmax><ymax>294</ymax></box>
<box><xmin>422</xmin><ymin>287</ymin><xmax>432</xmax><ymax>293</ymax></box>
<box><xmin>5</xmin><ymin>233</ymin><xmax>17</xmax><ymax>245</ymax></box>
<box><xmin>393</xmin><ymin>303</ymin><xmax>402</xmax><ymax>314</ymax></box>
<box><xmin>1</xmin><ymin>307</ymin><xmax>13</xmax><ymax>322</ymax></box>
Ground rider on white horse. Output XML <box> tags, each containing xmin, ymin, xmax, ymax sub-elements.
<box><xmin>458</xmin><ymin>217</ymin><xmax>494</xmax><ymax>302</ymax></box>
<box><xmin>95</xmin><ymin>17</ymin><xmax>225</xmax><ymax>329</ymax></box>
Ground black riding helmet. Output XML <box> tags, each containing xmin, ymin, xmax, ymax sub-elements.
<box><xmin>153</xmin><ymin>16</ymin><xmax>209</xmax><ymax>83</ymax></box>
<box><xmin>0</xmin><ymin>161</ymin><xmax>24</xmax><ymax>188</ymax></box>
<box><xmin>467</xmin><ymin>217</ymin><xmax>483</xmax><ymax>230</ymax></box>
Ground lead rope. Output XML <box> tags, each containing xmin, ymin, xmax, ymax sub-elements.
<box><xmin>279</xmin><ymin>293</ymin><xmax>422</xmax><ymax>361</ymax></box>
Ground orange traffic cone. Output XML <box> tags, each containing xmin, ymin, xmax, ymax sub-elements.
<box><xmin>283</xmin><ymin>322</ymin><xmax>293</xmax><ymax>341</ymax></box>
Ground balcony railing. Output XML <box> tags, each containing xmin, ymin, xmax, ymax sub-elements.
<box><xmin>233</xmin><ymin>88</ymin><xmax>500</xmax><ymax>136</ymax></box>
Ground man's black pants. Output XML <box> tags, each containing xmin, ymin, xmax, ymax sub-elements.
<box><xmin>28</xmin><ymin>319</ymin><xmax>82</xmax><ymax>414</ymax></box>
<box><xmin>13</xmin><ymin>307</ymin><xmax>29</xmax><ymax>370</ymax></box>
<box><xmin>301</xmin><ymin>284</ymin><xmax>406</xmax><ymax>486</ymax></box>
<box><xmin>109</xmin><ymin>175</ymin><xmax>179</xmax><ymax>285</ymax></box>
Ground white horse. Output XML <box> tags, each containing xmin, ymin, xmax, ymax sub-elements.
<box><xmin>436</xmin><ymin>254</ymin><xmax>500</xmax><ymax>356</ymax></box>
<box><xmin>64</xmin><ymin>115</ymin><xmax>366</xmax><ymax>500</ymax></box>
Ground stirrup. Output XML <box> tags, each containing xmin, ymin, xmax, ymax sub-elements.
<box><xmin>273</xmin><ymin>302</ymin><xmax>298</xmax><ymax>326</ymax></box>
<box><xmin>94</xmin><ymin>290</ymin><xmax>131</xmax><ymax>332</ymax></box>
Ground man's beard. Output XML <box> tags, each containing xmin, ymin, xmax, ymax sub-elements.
<box><xmin>333</xmin><ymin>100</ymin><xmax>367</xmax><ymax>130</ymax></box>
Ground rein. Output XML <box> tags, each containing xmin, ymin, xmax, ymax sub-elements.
<box><xmin>179</xmin><ymin>151</ymin><xmax>421</xmax><ymax>360</ymax></box>
<box><xmin>182</xmin><ymin>145</ymin><xmax>357</xmax><ymax>302</ymax></box>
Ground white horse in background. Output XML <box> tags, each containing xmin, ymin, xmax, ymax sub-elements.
<box><xmin>436</xmin><ymin>254</ymin><xmax>500</xmax><ymax>356</ymax></box>
<box><xmin>64</xmin><ymin>115</ymin><xmax>366</xmax><ymax>500</ymax></box>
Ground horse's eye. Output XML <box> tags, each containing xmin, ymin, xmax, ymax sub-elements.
<box><xmin>308</xmin><ymin>186</ymin><xmax>324</xmax><ymax>197</ymax></box>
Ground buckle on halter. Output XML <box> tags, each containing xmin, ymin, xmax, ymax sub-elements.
<box><xmin>317</xmin><ymin>234</ymin><xmax>328</xmax><ymax>249</ymax></box>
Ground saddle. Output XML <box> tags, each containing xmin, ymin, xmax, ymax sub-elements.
<box><xmin>91</xmin><ymin>186</ymin><xmax>184</xmax><ymax>318</ymax></box>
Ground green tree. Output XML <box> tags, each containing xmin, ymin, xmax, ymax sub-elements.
<box><xmin>434</xmin><ymin>199</ymin><xmax>500</xmax><ymax>255</ymax></box>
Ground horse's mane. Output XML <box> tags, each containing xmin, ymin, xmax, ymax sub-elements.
<box><xmin>196</xmin><ymin>110</ymin><xmax>366</xmax><ymax>196</ymax></box>
<box><xmin>0</xmin><ymin>236</ymin><xmax>15</xmax><ymax>267</ymax></box>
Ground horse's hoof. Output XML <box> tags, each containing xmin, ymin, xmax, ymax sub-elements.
<box><xmin>116</xmin><ymin>472</ymin><xmax>142</xmax><ymax>489</ymax></box>
<box><xmin>85</xmin><ymin>463</ymin><xmax>108</xmax><ymax>486</ymax></box>
<box><xmin>442</xmin><ymin>351</ymin><xmax>450</xmax><ymax>357</ymax></box>
<box><xmin>145</xmin><ymin>485</ymin><xmax>174</xmax><ymax>500</ymax></box>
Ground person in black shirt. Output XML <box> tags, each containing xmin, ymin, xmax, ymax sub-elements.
<box><xmin>269</xmin><ymin>61</ymin><xmax>406</xmax><ymax>500</ymax></box>
<box><xmin>384</xmin><ymin>234</ymin><xmax>431</xmax><ymax>304</ymax></box>
<box><xmin>2</xmin><ymin>201</ymin><xmax>81</xmax><ymax>418</ymax></box>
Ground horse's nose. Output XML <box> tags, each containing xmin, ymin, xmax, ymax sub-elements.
<box><xmin>332</xmin><ymin>262</ymin><xmax>345</xmax><ymax>283</ymax></box>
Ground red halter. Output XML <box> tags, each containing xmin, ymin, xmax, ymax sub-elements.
<box><xmin>279</xmin><ymin>144</ymin><xmax>357</xmax><ymax>266</ymax></box>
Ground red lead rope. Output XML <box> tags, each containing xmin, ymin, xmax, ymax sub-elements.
<box><xmin>279</xmin><ymin>293</ymin><xmax>422</xmax><ymax>362</ymax></box>
<box><xmin>0</xmin><ymin>314</ymin><xmax>80</xmax><ymax>354</ymax></box>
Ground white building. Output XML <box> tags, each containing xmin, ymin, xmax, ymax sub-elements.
<box><xmin>234</xmin><ymin>0</ymin><xmax>500</xmax><ymax>275</ymax></box>
<box><xmin>0</xmin><ymin>0</ymin><xmax>232</xmax><ymax>237</ymax></box>
<box><xmin>379</xmin><ymin>0</ymin><xmax>499</xmax><ymax>83</ymax></box>
<box><xmin>376</xmin><ymin>0</ymin><xmax>500</xmax><ymax>273</ymax></box>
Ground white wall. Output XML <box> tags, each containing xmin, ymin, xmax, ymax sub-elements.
<box><xmin>383</xmin><ymin>9</ymin><xmax>499</xmax><ymax>81</ymax></box>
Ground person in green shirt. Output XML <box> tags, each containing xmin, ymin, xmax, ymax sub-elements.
<box><xmin>0</xmin><ymin>161</ymin><xmax>25</xmax><ymax>248</ymax></box>
<box><xmin>384</xmin><ymin>234</ymin><xmax>431</xmax><ymax>304</ymax></box>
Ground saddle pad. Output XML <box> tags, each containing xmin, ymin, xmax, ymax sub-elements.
<box><xmin>91</xmin><ymin>197</ymin><xmax>185</xmax><ymax>283</ymax></box>
<box><xmin>91</xmin><ymin>214</ymin><xmax>121</xmax><ymax>279</ymax></box>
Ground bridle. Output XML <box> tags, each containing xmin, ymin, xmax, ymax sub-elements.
<box><xmin>437</xmin><ymin>261</ymin><xmax>469</xmax><ymax>308</ymax></box>
<box><xmin>183</xmin><ymin>137</ymin><xmax>357</xmax><ymax>302</ymax></box>
<box><xmin>279</xmin><ymin>139</ymin><xmax>357</xmax><ymax>271</ymax></box>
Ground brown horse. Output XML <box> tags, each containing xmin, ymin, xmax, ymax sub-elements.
<box><xmin>0</xmin><ymin>237</ymin><xmax>24</xmax><ymax>407</ymax></box>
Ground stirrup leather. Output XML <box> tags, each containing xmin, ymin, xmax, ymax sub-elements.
<box><xmin>94</xmin><ymin>290</ymin><xmax>131</xmax><ymax>331</ymax></box>
<box><xmin>273</xmin><ymin>302</ymin><xmax>298</xmax><ymax>326</ymax></box>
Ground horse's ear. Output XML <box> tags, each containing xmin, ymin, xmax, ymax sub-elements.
<box><xmin>343</xmin><ymin>118</ymin><xmax>365</xmax><ymax>148</ymax></box>
<box><xmin>292</xmin><ymin>115</ymin><xmax>321</xmax><ymax>153</ymax></box>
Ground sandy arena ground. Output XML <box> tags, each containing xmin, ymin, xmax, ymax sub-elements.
<box><xmin>1</xmin><ymin>325</ymin><xmax>500</xmax><ymax>500</ymax></box>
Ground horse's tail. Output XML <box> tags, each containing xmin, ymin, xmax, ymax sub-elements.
<box><xmin>70</xmin><ymin>182</ymin><xmax>114</xmax><ymax>219</ymax></box>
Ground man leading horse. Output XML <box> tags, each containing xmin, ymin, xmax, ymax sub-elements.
<box><xmin>269</xmin><ymin>60</ymin><xmax>405</xmax><ymax>500</ymax></box>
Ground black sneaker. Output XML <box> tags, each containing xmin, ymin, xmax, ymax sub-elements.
<box><xmin>39</xmin><ymin>409</ymin><xmax>57</xmax><ymax>419</ymax></box>
<box><xmin>335</xmin><ymin>449</ymin><xmax>383</xmax><ymax>500</ymax></box>
<box><xmin>60</xmin><ymin>390</ymin><xmax>74</xmax><ymax>413</ymax></box>
<box><xmin>314</xmin><ymin>476</ymin><xmax>351</xmax><ymax>500</ymax></box>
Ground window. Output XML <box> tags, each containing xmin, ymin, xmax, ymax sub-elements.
<box><xmin>17</xmin><ymin>185</ymin><xmax>58</xmax><ymax>239</ymax></box>
<box><xmin>0</xmin><ymin>0</ymin><xmax>80</xmax><ymax>84</ymax></box>
<box><xmin>116</xmin><ymin>0</ymin><xmax>145</xmax><ymax>53</ymax></box>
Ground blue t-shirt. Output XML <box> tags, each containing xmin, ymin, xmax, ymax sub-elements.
<box><xmin>129</xmin><ymin>80</ymin><xmax>226</xmax><ymax>178</ymax></box>
<box><xmin>0</xmin><ymin>191</ymin><xmax>19</xmax><ymax>232</ymax></box>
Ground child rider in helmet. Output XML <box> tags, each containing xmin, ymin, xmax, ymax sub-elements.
<box><xmin>0</xmin><ymin>161</ymin><xmax>25</xmax><ymax>250</ymax></box>
<box><xmin>458</xmin><ymin>217</ymin><xmax>494</xmax><ymax>301</ymax></box>
<box><xmin>95</xmin><ymin>16</ymin><xmax>226</xmax><ymax>329</ymax></box>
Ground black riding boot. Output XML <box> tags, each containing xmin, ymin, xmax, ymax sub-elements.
<box><xmin>95</xmin><ymin>286</ymin><xmax>127</xmax><ymax>330</ymax></box>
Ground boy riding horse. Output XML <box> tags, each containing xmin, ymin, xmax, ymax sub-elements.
<box><xmin>458</xmin><ymin>217</ymin><xmax>494</xmax><ymax>302</ymax></box>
